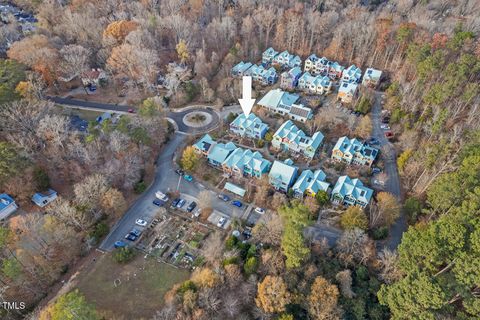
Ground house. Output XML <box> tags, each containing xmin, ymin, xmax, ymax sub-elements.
<box><xmin>207</xmin><ymin>142</ymin><xmax>237</xmax><ymax>167</ymax></box>
<box><xmin>246</xmin><ymin>64</ymin><xmax>278</xmax><ymax>85</ymax></box>
<box><xmin>257</xmin><ymin>89</ymin><xmax>313</xmax><ymax>122</ymax></box>
<box><xmin>81</xmin><ymin>68</ymin><xmax>107</xmax><ymax>87</ymax></box>
<box><xmin>272</xmin><ymin>120</ymin><xmax>324</xmax><ymax>158</ymax></box>
<box><xmin>222</xmin><ymin>148</ymin><xmax>271</xmax><ymax>178</ymax></box>
<box><xmin>337</xmin><ymin>81</ymin><xmax>358</xmax><ymax>103</ymax></box>
<box><xmin>268</xmin><ymin>159</ymin><xmax>298</xmax><ymax>192</ymax></box>
<box><xmin>311</xmin><ymin>76</ymin><xmax>332</xmax><ymax>95</ymax></box>
<box><xmin>0</xmin><ymin>194</ymin><xmax>18</xmax><ymax>220</ymax></box>
<box><xmin>273</xmin><ymin>50</ymin><xmax>301</xmax><ymax>69</ymax></box>
<box><xmin>331</xmin><ymin>136</ymin><xmax>379</xmax><ymax>166</ymax></box>
<box><xmin>298</xmin><ymin>72</ymin><xmax>316</xmax><ymax>91</ymax></box>
<box><xmin>292</xmin><ymin>169</ymin><xmax>330</xmax><ymax>198</ymax></box>
<box><xmin>328</xmin><ymin>62</ymin><xmax>344</xmax><ymax>80</ymax></box>
<box><xmin>32</xmin><ymin>189</ymin><xmax>57</xmax><ymax>208</ymax></box>
<box><xmin>315</xmin><ymin>57</ymin><xmax>332</xmax><ymax>75</ymax></box>
<box><xmin>304</xmin><ymin>54</ymin><xmax>320</xmax><ymax>73</ymax></box>
<box><xmin>280</xmin><ymin>67</ymin><xmax>302</xmax><ymax>90</ymax></box>
<box><xmin>362</xmin><ymin>68</ymin><xmax>382</xmax><ymax>88</ymax></box>
<box><xmin>262</xmin><ymin>47</ymin><xmax>279</xmax><ymax>65</ymax></box>
<box><xmin>193</xmin><ymin>134</ymin><xmax>216</xmax><ymax>156</ymax></box>
<box><xmin>230</xmin><ymin>113</ymin><xmax>269</xmax><ymax>139</ymax></box>
<box><xmin>342</xmin><ymin>65</ymin><xmax>362</xmax><ymax>83</ymax></box>
<box><xmin>331</xmin><ymin>175</ymin><xmax>373</xmax><ymax>208</ymax></box>
<box><xmin>231</xmin><ymin>61</ymin><xmax>253</xmax><ymax>77</ymax></box>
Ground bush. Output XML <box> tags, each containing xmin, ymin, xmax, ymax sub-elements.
<box><xmin>222</xmin><ymin>256</ymin><xmax>239</xmax><ymax>266</ymax></box>
<box><xmin>177</xmin><ymin>280</ymin><xmax>197</xmax><ymax>295</ymax></box>
<box><xmin>404</xmin><ymin>197</ymin><xmax>422</xmax><ymax>223</ymax></box>
<box><xmin>371</xmin><ymin>226</ymin><xmax>389</xmax><ymax>240</ymax></box>
<box><xmin>112</xmin><ymin>247</ymin><xmax>135</xmax><ymax>263</ymax></box>
<box><xmin>226</xmin><ymin>112</ymin><xmax>238</xmax><ymax>123</ymax></box>
<box><xmin>134</xmin><ymin>181</ymin><xmax>147</xmax><ymax>194</ymax></box>
<box><xmin>257</xmin><ymin>139</ymin><xmax>265</xmax><ymax>148</ymax></box>
<box><xmin>355</xmin><ymin>96</ymin><xmax>372</xmax><ymax>114</ymax></box>
<box><xmin>225</xmin><ymin>235</ymin><xmax>239</xmax><ymax>250</ymax></box>
<box><xmin>243</xmin><ymin>256</ymin><xmax>258</xmax><ymax>275</ymax></box>
<box><xmin>89</xmin><ymin>222</ymin><xmax>109</xmax><ymax>242</ymax></box>
<box><xmin>33</xmin><ymin>167</ymin><xmax>50</xmax><ymax>190</ymax></box>
<box><xmin>315</xmin><ymin>190</ymin><xmax>329</xmax><ymax>206</ymax></box>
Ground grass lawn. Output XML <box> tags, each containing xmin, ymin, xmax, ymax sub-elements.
<box><xmin>57</xmin><ymin>106</ymin><xmax>103</xmax><ymax>121</ymax></box>
<box><xmin>76</xmin><ymin>253</ymin><xmax>190</xmax><ymax>319</ymax></box>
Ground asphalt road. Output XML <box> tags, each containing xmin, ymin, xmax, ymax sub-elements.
<box><xmin>371</xmin><ymin>92</ymin><xmax>407</xmax><ymax>250</ymax></box>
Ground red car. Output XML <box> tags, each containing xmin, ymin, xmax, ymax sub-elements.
<box><xmin>127</xmin><ymin>108</ymin><xmax>135</xmax><ymax>113</ymax></box>
<box><xmin>384</xmin><ymin>131</ymin><xmax>394</xmax><ymax>139</ymax></box>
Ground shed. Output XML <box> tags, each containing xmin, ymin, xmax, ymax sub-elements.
<box><xmin>224</xmin><ymin>182</ymin><xmax>246</xmax><ymax>198</ymax></box>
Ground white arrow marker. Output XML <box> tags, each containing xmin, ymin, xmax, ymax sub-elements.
<box><xmin>239</xmin><ymin>76</ymin><xmax>255</xmax><ymax>116</ymax></box>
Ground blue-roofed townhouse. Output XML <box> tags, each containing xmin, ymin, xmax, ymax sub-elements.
<box><xmin>272</xmin><ymin>120</ymin><xmax>324</xmax><ymax>158</ymax></box>
<box><xmin>230</xmin><ymin>113</ymin><xmax>269</xmax><ymax>139</ymax></box>
<box><xmin>310</xmin><ymin>76</ymin><xmax>333</xmax><ymax>95</ymax></box>
<box><xmin>231</xmin><ymin>61</ymin><xmax>253</xmax><ymax>77</ymax></box>
<box><xmin>280</xmin><ymin>67</ymin><xmax>302</xmax><ymax>90</ymax></box>
<box><xmin>337</xmin><ymin>81</ymin><xmax>359</xmax><ymax>103</ymax></box>
<box><xmin>0</xmin><ymin>194</ymin><xmax>18</xmax><ymax>220</ymax></box>
<box><xmin>259</xmin><ymin>66</ymin><xmax>278</xmax><ymax>85</ymax></box>
<box><xmin>273</xmin><ymin>50</ymin><xmax>301</xmax><ymax>69</ymax></box>
<box><xmin>328</xmin><ymin>61</ymin><xmax>345</xmax><ymax>80</ymax></box>
<box><xmin>298</xmin><ymin>72</ymin><xmax>316</xmax><ymax>91</ymax></box>
<box><xmin>222</xmin><ymin>148</ymin><xmax>271</xmax><ymax>178</ymax></box>
<box><xmin>362</xmin><ymin>68</ymin><xmax>382</xmax><ymax>88</ymax></box>
<box><xmin>331</xmin><ymin>175</ymin><xmax>373</xmax><ymax>208</ymax></box>
<box><xmin>315</xmin><ymin>57</ymin><xmax>332</xmax><ymax>75</ymax></box>
<box><xmin>32</xmin><ymin>189</ymin><xmax>58</xmax><ymax>207</ymax></box>
<box><xmin>304</xmin><ymin>54</ymin><xmax>320</xmax><ymax>73</ymax></box>
<box><xmin>262</xmin><ymin>47</ymin><xmax>279</xmax><ymax>65</ymax></box>
<box><xmin>268</xmin><ymin>159</ymin><xmax>298</xmax><ymax>192</ymax></box>
<box><xmin>332</xmin><ymin>136</ymin><xmax>379</xmax><ymax>166</ymax></box>
<box><xmin>342</xmin><ymin>64</ymin><xmax>362</xmax><ymax>83</ymax></box>
<box><xmin>292</xmin><ymin>169</ymin><xmax>330</xmax><ymax>198</ymax></box>
<box><xmin>257</xmin><ymin>89</ymin><xmax>313</xmax><ymax>123</ymax></box>
<box><xmin>193</xmin><ymin>134</ymin><xmax>216</xmax><ymax>157</ymax></box>
<box><xmin>207</xmin><ymin>142</ymin><xmax>237</xmax><ymax>167</ymax></box>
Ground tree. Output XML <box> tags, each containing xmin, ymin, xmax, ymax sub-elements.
<box><xmin>279</xmin><ymin>202</ymin><xmax>311</xmax><ymax>269</ymax></box>
<box><xmin>373</xmin><ymin>192</ymin><xmax>400</xmax><ymax>228</ymax></box>
<box><xmin>264</xmin><ymin>131</ymin><xmax>273</xmax><ymax>142</ymax></box>
<box><xmin>255</xmin><ymin>275</ymin><xmax>291</xmax><ymax>313</ymax></box>
<box><xmin>74</xmin><ymin>174</ymin><xmax>109</xmax><ymax>211</ymax></box>
<box><xmin>103</xmin><ymin>20</ymin><xmax>138</xmax><ymax>42</ymax></box>
<box><xmin>243</xmin><ymin>256</ymin><xmax>258</xmax><ymax>275</ymax></box>
<box><xmin>335</xmin><ymin>270</ymin><xmax>355</xmax><ymax>298</ymax></box>
<box><xmin>252</xmin><ymin>211</ymin><xmax>283</xmax><ymax>247</ymax></box>
<box><xmin>197</xmin><ymin>190</ymin><xmax>212</xmax><ymax>210</ymax></box>
<box><xmin>191</xmin><ymin>267</ymin><xmax>218</xmax><ymax>288</ymax></box>
<box><xmin>139</xmin><ymin>97</ymin><xmax>162</xmax><ymax>118</ymax></box>
<box><xmin>403</xmin><ymin>197</ymin><xmax>422</xmax><ymax>223</ymax></box>
<box><xmin>100</xmin><ymin>188</ymin><xmax>126</xmax><ymax>217</ymax></box>
<box><xmin>355</xmin><ymin>116</ymin><xmax>372</xmax><ymax>139</ymax></box>
<box><xmin>180</xmin><ymin>146</ymin><xmax>200</xmax><ymax>172</ymax></box>
<box><xmin>112</xmin><ymin>247</ymin><xmax>135</xmax><ymax>263</ymax></box>
<box><xmin>308</xmin><ymin>276</ymin><xmax>341</xmax><ymax>320</ymax></box>
<box><xmin>340</xmin><ymin>206</ymin><xmax>368</xmax><ymax>230</ymax></box>
<box><xmin>39</xmin><ymin>289</ymin><xmax>99</xmax><ymax>320</ymax></box>
<box><xmin>253</xmin><ymin>176</ymin><xmax>270</xmax><ymax>207</ymax></box>
<box><xmin>315</xmin><ymin>190</ymin><xmax>329</xmax><ymax>206</ymax></box>
<box><xmin>176</xmin><ymin>39</ymin><xmax>190</xmax><ymax>65</ymax></box>
<box><xmin>304</xmin><ymin>196</ymin><xmax>319</xmax><ymax>218</ymax></box>
<box><xmin>355</xmin><ymin>96</ymin><xmax>372</xmax><ymax>114</ymax></box>
<box><xmin>0</xmin><ymin>59</ymin><xmax>25</xmax><ymax>104</ymax></box>
<box><xmin>59</xmin><ymin>45</ymin><xmax>90</xmax><ymax>81</ymax></box>
<box><xmin>0</xmin><ymin>142</ymin><xmax>24</xmax><ymax>184</ymax></box>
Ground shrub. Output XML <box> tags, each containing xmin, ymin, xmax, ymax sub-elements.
<box><xmin>177</xmin><ymin>280</ymin><xmax>197</xmax><ymax>295</ymax></box>
<box><xmin>33</xmin><ymin>167</ymin><xmax>50</xmax><ymax>190</ymax></box>
<box><xmin>134</xmin><ymin>181</ymin><xmax>147</xmax><ymax>194</ymax></box>
<box><xmin>371</xmin><ymin>226</ymin><xmax>389</xmax><ymax>240</ymax></box>
<box><xmin>112</xmin><ymin>247</ymin><xmax>135</xmax><ymax>263</ymax></box>
<box><xmin>340</xmin><ymin>206</ymin><xmax>368</xmax><ymax>230</ymax></box>
<box><xmin>222</xmin><ymin>256</ymin><xmax>239</xmax><ymax>266</ymax></box>
<box><xmin>225</xmin><ymin>235</ymin><xmax>239</xmax><ymax>250</ymax></box>
<box><xmin>89</xmin><ymin>222</ymin><xmax>109</xmax><ymax>242</ymax></box>
<box><xmin>243</xmin><ymin>256</ymin><xmax>258</xmax><ymax>275</ymax></box>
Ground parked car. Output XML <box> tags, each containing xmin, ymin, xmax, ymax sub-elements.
<box><xmin>186</xmin><ymin>201</ymin><xmax>197</xmax><ymax>212</ymax></box>
<box><xmin>242</xmin><ymin>227</ymin><xmax>252</xmax><ymax>239</ymax></box>
<box><xmin>114</xmin><ymin>240</ymin><xmax>127</xmax><ymax>248</ymax></box>
<box><xmin>171</xmin><ymin>198</ymin><xmax>181</xmax><ymax>208</ymax></box>
<box><xmin>176</xmin><ymin>199</ymin><xmax>186</xmax><ymax>208</ymax></box>
<box><xmin>175</xmin><ymin>169</ymin><xmax>185</xmax><ymax>176</ymax></box>
<box><xmin>192</xmin><ymin>208</ymin><xmax>202</xmax><ymax>218</ymax></box>
<box><xmin>125</xmin><ymin>233</ymin><xmax>137</xmax><ymax>241</ymax></box>
<box><xmin>382</xmin><ymin>116</ymin><xmax>390</xmax><ymax>123</ymax></box>
<box><xmin>384</xmin><ymin>131</ymin><xmax>394</xmax><ymax>139</ymax></box>
<box><xmin>380</xmin><ymin>124</ymin><xmax>390</xmax><ymax>130</ymax></box>
<box><xmin>367</xmin><ymin>137</ymin><xmax>380</xmax><ymax>145</ymax></box>
<box><xmin>372</xmin><ymin>167</ymin><xmax>382</xmax><ymax>174</ymax></box>
<box><xmin>373</xmin><ymin>179</ymin><xmax>385</xmax><ymax>186</ymax></box>
<box><xmin>127</xmin><ymin>108</ymin><xmax>135</xmax><ymax>113</ymax></box>
<box><xmin>218</xmin><ymin>194</ymin><xmax>230</xmax><ymax>202</ymax></box>
<box><xmin>183</xmin><ymin>175</ymin><xmax>193</xmax><ymax>182</ymax></box>
<box><xmin>217</xmin><ymin>217</ymin><xmax>227</xmax><ymax>228</ymax></box>
<box><xmin>231</xmin><ymin>200</ymin><xmax>243</xmax><ymax>208</ymax></box>
<box><xmin>254</xmin><ymin>207</ymin><xmax>265</xmax><ymax>214</ymax></box>
<box><xmin>130</xmin><ymin>229</ymin><xmax>142</xmax><ymax>237</ymax></box>
<box><xmin>135</xmin><ymin>219</ymin><xmax>148</xmax><ymax>227</ymax></box>
<box><xmin>155</xmin><ymin>191</ymin><xmax>169</xmax><ymax>202</ymax></box>
<box><xmin>153</xmin><ymin>199</ymin><xmax>162</xmax><ymax>206</ymax></box>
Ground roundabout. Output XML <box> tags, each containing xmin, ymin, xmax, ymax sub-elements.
<box><xmin>167</xmin><ymin>106</ymin><xmax>220</xmax><ymax>135</ymax></box>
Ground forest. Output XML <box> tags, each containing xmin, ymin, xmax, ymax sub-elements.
<box><xmin>0</xmin><ymin>0</ymin><xmax>479</xmax><ymax>319</ymax></box>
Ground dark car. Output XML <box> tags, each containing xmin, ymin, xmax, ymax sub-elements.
<box><xmin>175</xmin><ymin>169</ymin><xmax>185</xmax><ymax>176</ymax></box>
<box><xmin>125</xmin><ymin>233</ymin><xmax>137</xmax><ymax>241</ymax></box>
<box><xmin>367</xmin><ymin>137</ymin><xmax>380</xmax><ymax>145</ymax></box>
<box><xmin>382</xmin><ymin>116</ymin><xmax>390</xmax><ymax>123</ymax></box>
<box><xmin>372</xmin><ymin>167</ymin><xmax>382</xmax><ymax>174</ymax></box>
<box><xmin>130</xmin><ymin>229</ymin><xmax>142</xmax><ymax>237</ymax></box>
<box><xmin>218</xmin><ymin>194</ymin><xmax>230</xmax><ymax>202</ymax></box>
<box><xmin>114</xmin><ymin>240</ymin><xmax>127</xmax><ymax>248</ymax></box>
<box><xmin>231</xmin><ymin>200</ymin><xmax>243</xmax><ymax>208</ymax></box>
<box><xmin>171</xmin><ymin>198</ymin><xmax>181</xmax><ymax>207</ymax></box>
<box><xmin>186</xmin><ymin>201</ymin><xmax>197</xmax><ymax>212</ymax></box>
<box><xmin>153</xmin><ymin>199</ymin><xmax>163</xmax><ymax>206</ymax></box>
<box><xmin>176</xmin><ymin>199</ymin><xmax>186</xmax><ymax>208</ymax></box>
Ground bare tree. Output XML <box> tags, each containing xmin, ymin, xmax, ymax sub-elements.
<box><xmin>377</xmin><ymin>248</ymin><xmax>403</xmax><ymax>284</ymax></box>
<box><xmin>335</xmin><ymin>270</ymin><xmax>355</xmax><ymax>298</ymax></box>
<box><xmin>197</xmin><ymin>190</ymin><xmax>213</xmax><ymax>210</ymax></box>
<box><xmin>58</xmin><ymin>44</ymin><xmax>91</xmax><ymax>81</ymax></box>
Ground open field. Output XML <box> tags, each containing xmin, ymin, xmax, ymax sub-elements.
<box><xmin>76</xmin><ymin>253</ymin><xmax>190</xmax><ymax>319</ymax></box>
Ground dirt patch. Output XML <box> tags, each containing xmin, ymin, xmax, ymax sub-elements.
<box><xmin>76</xmin><ymin>253</ymin><xmax>190</xmax><ymax>319</ymax></box>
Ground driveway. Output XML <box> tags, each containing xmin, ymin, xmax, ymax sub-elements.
<box><xmin>371</xmin><ymin>92</ymin><xmax>407</xmax><ymax>250</ymax></box>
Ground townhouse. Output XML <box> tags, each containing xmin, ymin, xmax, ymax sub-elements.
<box><xmin>222</xmin><ymin>147</ymin><xmax>271</xmax><ymax>178</ymax></box>
<box><xmin>342</xmin><ymin>65</ymin><xmax>362</xmax><ymax>83</ymax></box>
<box><xmin>292</xmin><ymin>169</ymin><xmax>330</xmax><ymax>198</ymax></box>
<box><xmin>328</xmin><ymin>62</ymin><xmax>344</xmax><ymax>80</ymax></box>
<box><xmin>257</xmin><ymin>89</ymin><xmax>313</xmax><ymax>122</ymax></box>
<box><xmin>337</xmin><ymin>81</ymin><xmax>359</xmax><ymax>103</ymax></box>
<box><xmin>297</xmin><ymin>72</ymin><xmax>332</xmax><ymax>95</ymax></box>
<box><xmin>268</xmin><ymin>159</ymin><xmax>298</xmax><ymax>192</ymax></box>
<box><xmin>304</xmin><ymin>54</ymin><xmax>320</xmax><ymax>73</ymax></box>
<box><xmin>331</xmin><ymin>175</ymin><xmax>373</xmax><ymax>208</ymax></box>
<box><xmin>272</xmin><ymin>120</ymin><xmax>324</xmax><ymax>159</ymax></box>
<box><xmin>362</xmin><ymin>68</ymin><xmax>382</xmax><ymax>88</ymax></box>
<box><xmin>331</xmin><ymin>136</ymin><xmax>379</xmax><ymax>166</ymax></box>
<box><xmin>231</xmin><ymin>61</ymin><xmax>253</xmax><ymax>77</ymax></box>
<box><xmin>272</xmin><ymin>50</ymin><xmax>302</xmax><ymax>69</ymax></box>
<box><xmin>230</xmin><ymin>113</ymin><xmax>269</xmax><ymax>140</ymax></box>
<box><xmin>246</xmin><ymin>64</ymin><xmax>278</xmax><ymax>85</ymax></box>
<box><xmin>262</xmin><ymin>47</ymin><xmax>279</xmax><ymax>65</ymax></box>
<box><xmin>193</xmin><ymin>134</ymin><xmax>216</xmax><ymax>156</ymax></box>
<box><xmin>207</xmin><ymin>142</ymin><xmax>237</xmax><ymax>167</ymax></box>
<box><xmin>280</xmin><ymin>67</ymin><xmax>302</xmax><ymax>90</ymax></box>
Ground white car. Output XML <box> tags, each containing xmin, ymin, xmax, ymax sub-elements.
<box><xmin>373</xmin><ymin>179</ymin><xmax>385</xmax><ymax>186</ymax></box>
<box><xmin>135</xmin><ymin>218</ymin><xmax>148</xmax><ymax>227</ymax></box>
<box><xmin>380</xmin><ymin>124</ymin><xmax>390</xmax><ymax>130</ymax></box>
<box><xmin>254</xmin><ymin>207</ymin><xmax>265</xmax><ymax>214</ymax></box>
<box><xmin>217</xmin><ymin>217</ymin><xmax>227</xmax><ymax>228</ymax></box>
<box><xmin>155</xmin><ymin>191</ymin><xmax>169</xmax><ymax>202</ymax></box>
<box><xmin>192</xmin><ymin>208</ymin><xmax>202</xmax><ymax>219</ymax></box>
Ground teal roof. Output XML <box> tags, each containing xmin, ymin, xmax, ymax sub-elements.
<box><xmin>343</xmin><ymin>64</ymin><xmax>362</xmax><ymax>82</ymax></box>
<box><xmin>273</xmin><ymin>120</ymin><xmax>324</xmax><ymax>153</ymax></box>
<box><xmin>333</xmin><ymin>136</ymin><xmax>378</xmax><ymax>161</ymax></box>
<box><xmin>332</xmin><ymin>175</ymin><xmax>373</xmax><ymax>204</ymax></box>
<box><xmin>257</xmin><ymin>89</ymin><xmax>299</xmax><ymax>109</ymax></box>
<box><xmin>232</xmin><ymin>61</ymin><xmax>253</xmax><ymax>74</ymax></box>
<box><xmin>293</xmin><ymin>169</ymin><xmax>329</xmax><ymax>195</ymax></box>
<box><xmin>208</xmin><ymin>142</ymin><xmax>237</xmax><ymax>164</ymax></box>
<box><xmin>224</xmin><ymin>182</ymin><xmax>246</xmax><ymax>197</ymax></box>
<box><xmin>193</xmin><ymin>134</ymin><xmax>215</xmax><ymax>153</ymax></box>
<box><xmin>269</xmin><ymin>160</ymin><xmax>298</xmax><ymax>186</ymax></box>
<box><xmin>231</xmin><ymin>113</ymin><xmax>268</xmax><ymax>133</ymax></box>
<box><xmin>223</xmin><ymin>147</ymin><xmax>270</xmax><ymax>172</ymax></box>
